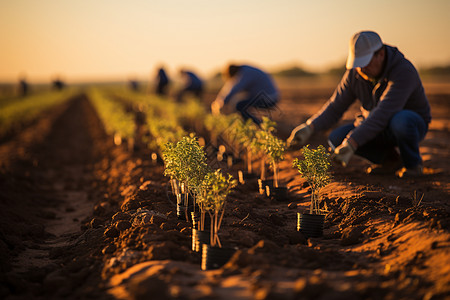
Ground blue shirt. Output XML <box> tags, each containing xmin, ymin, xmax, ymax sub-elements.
<box><xmin>219</xmin><ymin>65</ymin><xmax>279</xmax><ymax>104</ymax></box>
<box><xmin>184</xmin><ymin>71</ymin><xmax>203</xmax><ymax>90</ymax></box>
<box><xmin>157</xmin><ymin>68</ymin><xmax>169</xmax><ymax>85</ymax></box>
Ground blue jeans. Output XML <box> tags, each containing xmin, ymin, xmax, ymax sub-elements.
<box><xmin>328</xmin><ymin>110</ymin><xmax>428</xmax><ymax>168</ymax></box>
<box><xmin>235</xmin><ymin>94</ymin><xmax>278</xmax><ymax>125</ymax></box>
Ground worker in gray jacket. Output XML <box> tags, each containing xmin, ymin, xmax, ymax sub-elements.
<box><xmin>287</xmin><ymin>31</ymin><xmax>431</xmax><ymax>177</ymax></box>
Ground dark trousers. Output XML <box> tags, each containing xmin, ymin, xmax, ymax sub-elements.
<box><xmin>328</xmin><ymin>110</ymin><xmax>428</xmax><ymax>168</ymax></box>
<box><xmin>235</xmin><ymin>95</ymin><xmax>278</xmax><ymax>125</ymax></box>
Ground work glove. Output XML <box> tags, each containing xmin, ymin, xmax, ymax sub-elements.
<box><xmin>287</xmin><ymin>123</ymin><xmax>313</xmax><ymax>148</ymax></box>
<box><xmin>211</xmin><ymin>99</ymin><xmax>223</xmax><ymax>116</ymax></box>
<box><xmin>332</xmin><ymin>140</ymin><xmax>356</xmax><ymax>167</ymax></box>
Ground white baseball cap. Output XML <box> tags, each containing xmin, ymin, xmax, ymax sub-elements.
<box><xmin>346</xmin><ymin>31</ymin><xmax>383</xmax><ymax>69</ymax></box>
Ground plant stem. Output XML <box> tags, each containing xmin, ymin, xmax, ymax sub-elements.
<box><xmin>214</xmin><ymin>211</ymin><xmax>222</xmax><ymax>248</ymax></box>
<box><xmin>310</xmin><ymin>188</ymin><xmax>314</xmax><ymax>214</ymax></box>
<box><xmin>247</xmin><ymin>148</ymin><xmax>252</xmax><ymax>174</ymax></box>
<box><xmin>217</xmin><ymin>203</ymin><xmax>226</xmax><ymax>232</ymax></box>
<box><xmin>209</xmin><ymin>212</ymin><xmax>214</xmax><ymax>247</ymax></box>
<box><xmin>200</xmin><ymin>210</ymin><xmax>205</xmax><ymax>231</ymax></box>
<box><xmin>273</xmin><ymin>162</ymin><xmax>279</xmax><ymax>188</ymax></box>
<box><xmin>261</xmin><ymin>157</ymin><xmax>266</xmax><ymax>180</ymax></box>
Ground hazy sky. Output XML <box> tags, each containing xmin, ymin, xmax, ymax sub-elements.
<box><xmin>1</xmin><ymin>0</ymin><xmax>449</xmax><ymax>82</ymax></box>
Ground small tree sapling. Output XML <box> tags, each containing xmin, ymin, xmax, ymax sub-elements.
<box><xmin>200</xmin><ymin>169</ymin><xmax>237</xmax><ymax>247</ymax></box>
<box><xmin>162</xmin><ymin>135</ymin><xmax>209</xmax><ymax>220</ymax></box>
<box><xmin>264</xmin><ymin>133</ymin><xmax>286</xmax><ymax>188</ymax></box>
<box><xmin>292</xmin><ymin>145</ymin><xmax>332</xmax><ymax>214</ymax></box>
<box><xmin>233</xmin><ymin>118</ymin><xmax>258</xmax><ymax>174</ymax></box>
<box><xmin>252</xmin><ymin>117</ymin><xmax>277</xmax><ymax>180</ymax></box>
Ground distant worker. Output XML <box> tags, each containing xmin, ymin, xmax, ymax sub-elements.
<box><xmin>18</xmin><ymin>77</ymin><xmax>29</xmax><ymax>97</ymax></box>
<box><xmin>129</xmin><ymin>78</ymin><xmax>140</xmax><ymax>92</ymax></box>
<box><xmin>155</xmin><ymin>67</ymin><xmax>170</xmax><ymax>96</ymax></box>
<box><xmin>52</xmin><ymin>77</ymin><xmax>65</xmax><ymax>90</ymax></box>
<box><xmin>211</xmin><ymin>64</ymin><xmax>279</xmax><ymax>125</ymax></box>
<box><xmin>177</xmin><ymin>69</ymin><xmax>203</xmax><ymax>102</ymax></box>
<box><xmin>287</xmin><ymin>31</ymin><xmax>431</xmax><ymax>177</ymax></box>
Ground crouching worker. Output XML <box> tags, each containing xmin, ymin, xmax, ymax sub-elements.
<box><xmin>177</xmin><ymin>69</ymin><xmax>204</xmax><ymax>102</ymax></box>
<box><xmin>287</xmin><ymin>31</ymin><xmax>431</xmax><ymax>177</ymax></box>
<box><xmin>211</xmin><ymin>64</ymin><xmax>279</xmax><ymax>125</ymax></box>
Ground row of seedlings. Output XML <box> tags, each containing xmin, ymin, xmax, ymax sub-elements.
<box><xmin>0</xmin><ymin>88</ymin><xmax>79</xmax><ymax>138</ymax></box>
<box><xmin>103</xmin><ymin>89</ymin><xmax>241</xmax><ymax>267</ymax></box>
<box><xmin>205</xmin><ymin>114</ymin><xmax>332</xmax><ymax>238</ymax></box>
<box><xmin>87</xmin><ymin>88</ymin><xmax>136</xmax><ymax>151</ymax></box>
<box><xmin>162</xmin><ymin>135</ymin><xmax>237</xmax><ymax>270</ymax></box>
<box><xmin>110</xmin><ymin>88</ymin><xmax>207</xmax><ymax>161</ymax></box>
<box><xmin>116</xmin><ymin>87</ymin><xmax>332</xmax><ymax>241</ymax></box>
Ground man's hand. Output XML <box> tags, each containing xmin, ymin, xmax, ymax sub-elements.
<box><xmin>211</xmin><ymin>99</ymin><xmax>224</xmax><ymax>116</ymax></box>
<box><xmin>332</xmin><ymin>139</ymin><xmax>356</xmax><ymax>167</ymax></box>
<box><xmin>287</xmin><ymin>123</ymin><xmax>313</xmax><ymax>148</ymax></box>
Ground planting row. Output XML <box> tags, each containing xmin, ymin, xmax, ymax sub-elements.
<box><xmin>86</xmin><ymin>88</ymin><xmax>334</xmax><ymax>269</ymax></box>
<box><xmin>87</xmin><ymin>88</ymin><xmax>136</xmax><ymax>148</ymax></box>
<box><xmin>162</xmin><ymin>135</ymin><xmax>332</xmax><ymax>269</ymax></box>
<box><xmin>0</xmin><ymin>88</ymin><xmax>79</xmax><ymax>138</ymax></box>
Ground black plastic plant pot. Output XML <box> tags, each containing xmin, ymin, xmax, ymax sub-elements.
<box><xmin>232</xmin><ymin>156</ymin><xmax>244</xmax><ymax>165</ymax></box>
<box><xmin>239</xmin><ymin>170</ymin><xmax>258</xmax><ymax>181</ymax></box>
<box><xmin>192</xmin><ymin>229</ymin><xmax>211</xmax><ymax>252</ymax></box>
<box><xmin>177</xmin><ymin>204</ymin><xmax>193</xmax><ymax>221</ymax></box>
<box><xmin>297</xmin><ymin>212</ymin><xmax>325</xmax><ymax>238</ymax></box>
<box><xmin>266</xmin><ymin>186</ymin><xmax>289</xmax><ymax>202</ymax></box>
<box><xmin>238</xmin><ymin>170</ymin><xmax>258</xmax><ymax>188</ymax></box>
<box><xmin>258</xmin><ymin>179</ymin><xmax>274</xmax><ymax>194</ymax></box>
<box><xmin>191</xmin><ymin>212</ymin><xmax>211</xmax><ymax>231</ymax></box>
<box><xmin>201</xmin><ymin>244</ymin><xmax>236</xmax><ymax>270</ymax></box>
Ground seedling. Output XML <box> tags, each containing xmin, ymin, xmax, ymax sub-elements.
<box><xmin>233</xmin><ymin>118</ymin><xmax>258</xmax><ymax>174</ymax></box>
<box><xmin>263</xmin><ymin>129</ymin><xmax>286</xmax><ymax>188</ymax></box>
<box><xmin>162</xmin><ymin>135</ymin><xmax>209</xmax><ymax>219</ymax></box>
<box><xmin>293</xmin><ymin>145</ymin><xmax>332</xmax><ymax>214</ymax></box>
<box><xmin>198</xmin><ymin>169</ymin><xmax>237</xmax><ymax>247</ymax></box>
<box><xmin>205</xmin><ymin>114</ymin><xmax>236</xmax><ymax>147</ymax></box>
<box><xmin>88</xmin><ymin>88</ymin><xmax>136</xmax><ymax>149</ymax></box>
<box><xmin>252</xmin><ymin>117</ymin><xmax>278</xmax><ymax>181</ymax></box>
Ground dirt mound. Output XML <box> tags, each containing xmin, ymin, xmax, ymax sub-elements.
<box><xmin>1</xmin><ymin>88</ymin><xmax>449</xmax><ymax>300</ymax></box>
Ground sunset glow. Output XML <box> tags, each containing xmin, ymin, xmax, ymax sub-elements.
<box><xmin>1</xmin><ymin>0</ymin><xmax>449</xmax><ymax>82</ymax></box>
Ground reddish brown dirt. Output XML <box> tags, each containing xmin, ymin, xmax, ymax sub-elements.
<box><xmin>0</xmin><ymin>81</ymin><xmax>449</xmax><ymax>300</ymax></box>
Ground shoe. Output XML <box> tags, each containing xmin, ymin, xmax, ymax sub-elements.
<box><xmin>397</xmin><ymin>165</ymin><xmax>424</xmax><ymax>178</ymax></box>
<box><xmin>366</xmin><ymin>160</ymin><xmax>403</xmax><ymax>175</ymax></box>
<box><xmin>366</xmin><ymin>147</ymin><xmax>403</xmax><ymax>175</ymax></box>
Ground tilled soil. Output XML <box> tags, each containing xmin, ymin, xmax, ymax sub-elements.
<box><xmin>0</xmin><ymin>86</ymin><xmax>449</xmax><ymax>300</ymax></box>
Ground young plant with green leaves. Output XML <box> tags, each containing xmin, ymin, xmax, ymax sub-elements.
<box><xmin>199</xmin><ymin>169</ymin><xmax>237</xmax><ymax>247</ymax></box>
<box><xmin>264</xmin><ymin>133</ymin><xmax>286</xmax><ymax>188</ymax></box>
<box><xmin>88</xmin><ymin>88</ymin><xmax>136</xmax><ymax>149</ymax></box>
<box><xmin>252</xmin><ymin>117</ymin><xmax>277</xmax><ymax>180</ymax></box>
<box><xmin>292</xmin><ymin>145</ymin><xmax>332</xmax><ymax>214</ymax></box>
<box><xmin>232</xmin><ymin>118</ymin><xmax>259</xmax><ymax>174</ymax></box>
<box><xmin>162</xmin><ymin>135</ymin><xmax>209</xmax><ymax>218</ymax></box>
<box><xmin>109</xmin><ymin>88</ymin><xmax>192</xmax><ymax>155</ymax></box>
<box><xmin>0</xmin><ymin>88</ymin><xmax>78</xmax><ymax>137</ymax></box>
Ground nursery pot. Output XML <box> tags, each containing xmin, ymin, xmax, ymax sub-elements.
<box><xmin>192</xmin><ymin>229</ymin><xmax>211</xmax><ymax>252</ymax></box>
<box><xmin>297</xmin><ymin>212</ymin><xmax>325</xmax><ymax>238</ymax></box>
<box><xmin>238</xmin><ymin>170</ymin><xmax>257</xmax><ymax>182</ymax></box>
<box><xmin>238</xmin><ymin>170</ymin><xmax>259</xmax><ymax>189</ymax></box>
<box><xmin>201</xmin><ymin>244</ymin><xmax>236</xmax><ymax>270</ymax></box>
<box><xmin>191</xmin><ymin>212</ymin><xmax>211</xmax><ymax>231</ymax></box>
<box><xmin>258</xmin><ymin>179</ymin><xmax>274</xmax><ymax>194</ymax></box>
<box><xmin>266</xmin><ymin>186</ymin><xmax>289</xmax><ymax>202</ymax></box>
<box><xmin>177</xmin><ymin>204</ymin><xmax>193</xmax><ymax>221</ymax></box>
